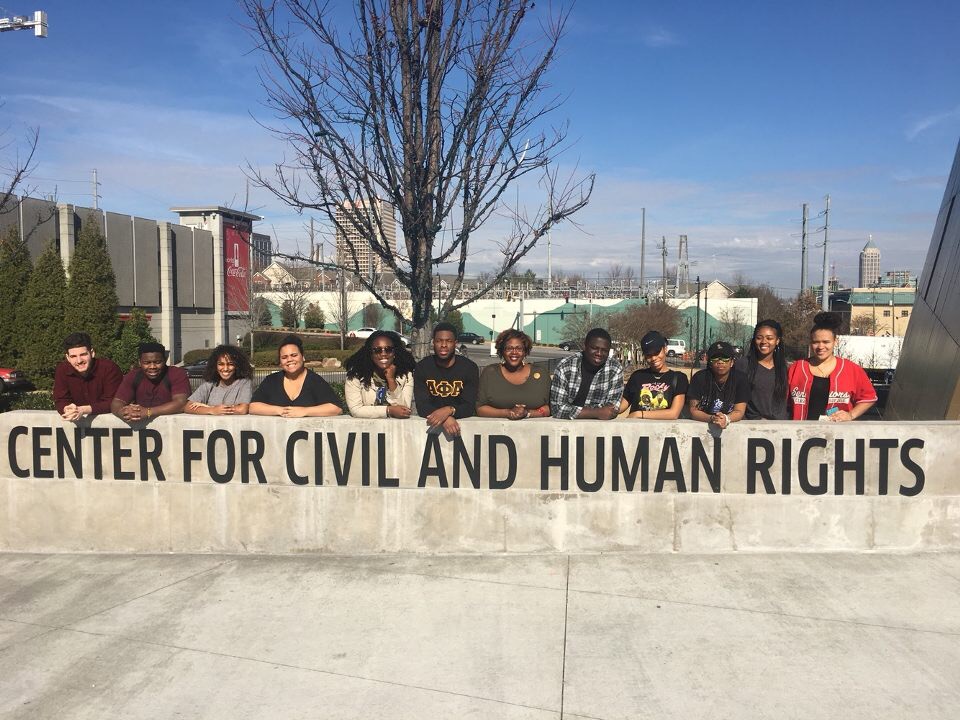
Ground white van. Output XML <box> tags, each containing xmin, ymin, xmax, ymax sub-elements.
<box><xmin>666</xmin><ymin>338</ymin><xmax>686</xmax><ymax>357</ymax></box>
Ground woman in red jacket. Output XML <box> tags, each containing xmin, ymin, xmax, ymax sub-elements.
<box><xmin>787</xmin><ymin>312</ymin><xmax>877</xmax><ymax>421</ymax></box>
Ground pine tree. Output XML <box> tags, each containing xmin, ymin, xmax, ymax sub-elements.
<box><xmin>15</xmin><ymin>242</ymin><xmax>67</xmax><ymax>389</ymax></box>
<box><xmin>64</xmin><ymin>216</ymin><xmax>120</xmax><ymax>355</ymax></box>
<box><xmin>0</xmin><ymin>225</ymin><xmax>32</xmax><ymax>365</ymax></box>
<box><xmin>110</xmin><ymin>308</ymin><xmax>157</xmax><ymax>372</ymax></box>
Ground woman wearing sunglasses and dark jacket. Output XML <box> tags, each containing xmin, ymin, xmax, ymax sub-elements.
<box><xmin>687</xmin><ymin>341</ymin><xmax>750</xmax><ymax>430</ymax></box>
<box><xmin>344</xmin><ymin>330</ymin><xmax>416</xmax><ymax>418</ymax></box>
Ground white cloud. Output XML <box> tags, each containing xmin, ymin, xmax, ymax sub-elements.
<box><xmin>905</xmin><ymin>106</ymin><xmax>960</xmax><ymax>141</ymax></box>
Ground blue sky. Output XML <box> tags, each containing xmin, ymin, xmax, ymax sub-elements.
<box><xmin>2</xmin><ymin>0</ymin><xmax>959</xmax><ymax>294</ymax></box>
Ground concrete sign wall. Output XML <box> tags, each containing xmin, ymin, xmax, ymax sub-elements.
<box><xmin>2</xmin><ymin>411</ymin><xmax>958</xmax><ymax>554</ymax></box>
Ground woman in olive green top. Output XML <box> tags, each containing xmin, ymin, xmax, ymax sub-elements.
<box><xmin>476</xmin><ymin>329</ymin><xmax>551</xmax><ymax>419</ymax></box>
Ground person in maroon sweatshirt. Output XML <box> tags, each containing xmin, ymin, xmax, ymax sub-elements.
<box><xmin>53</xmin><ymin>332</ymin><xmax>123</xmax><ymax>421</ymax></box>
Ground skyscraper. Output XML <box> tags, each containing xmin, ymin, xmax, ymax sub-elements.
<box><xmin>334</xmin><ymin>198</ymin><xmax>397</xmax><ymax>278</ymax></box>
<box><xmin>859</xmin><ymin>236</ymin><xmax>881</xmax><ymax>287</ymax></box>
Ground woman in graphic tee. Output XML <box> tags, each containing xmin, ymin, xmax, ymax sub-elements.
<box><xmin>687</xmin><ymin>341</ymin><xmax>750</xmax><ymax>430</ymax></box>
<box><xmin>620</xmin><ymin>330</ymin><xmax>687</xmax><ymax>420</ymax></box>
<box><xmin>787</xmin><ymin>312</ymin><xmax>877</xmax><ymax>421</ymax></box>
<box><xmin>344</xmin><ymin>330</ymin><xmax>415</xmax><ymax>418</ymax></box>
<box><xmin>734</xmin><ymin>320</ymin><xmax>789</xmax><ymax>420</ymax></box>
<box><xmin>249</xmin><ymin>335</ymin><xmax>342</xmax><ymax>418</ymax></box>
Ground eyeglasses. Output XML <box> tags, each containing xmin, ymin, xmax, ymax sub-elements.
<box><xmin>372</xmin><ymin>346</ymin><xmax>395</xmax><ymax>355</ymax></box>
<box><xmin>503</xmin><ymin>345</ymin><xmax>526</xmax><ymax>353</ymax></box>
<box><xmin>710</xmin><ymin>357</ymin><xmax>732</xmax><ymax>363</ymax></box>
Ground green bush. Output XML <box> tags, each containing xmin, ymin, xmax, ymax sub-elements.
<box><xmin>182</xmin><ymin>348</ymin><xmax>211</xmax><ymax>364</ymax></box>
<box><xmin>252</xmin><ymin>330</ymin><xmax>363</xmax><ymax>350</ymax></box>
<box><xmin>7</xmin><ymin>391</ymin><xmax>55</xmax><ymax>412</ymax></box>
<box><xmin>251</xmin><ymin>348</ymin><xmax>355</xmax><ymax>367</ymax></box>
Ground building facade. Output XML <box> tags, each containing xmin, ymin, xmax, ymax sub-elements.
<box><xmin>334</xmin><ymin>198</ymin><xmax>397</xmax><ymax>279</ymax></box>
<box><xmin>847</xmin><ymin>288</ymin><xmax>915</xmax><ymax>336</ymax></box>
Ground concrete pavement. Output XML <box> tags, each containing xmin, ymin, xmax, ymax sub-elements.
<box><xmin>1</xmin><ymin>551</ymin><xmax>959</xmax><ymax>719</ymax></box>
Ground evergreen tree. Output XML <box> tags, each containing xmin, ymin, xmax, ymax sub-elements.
<box><xmin>0</xmin><ymin>226</ymin><xmax>32</xmax><ymax>365</ymax></box>
<box><xmin>15</xmin><ymin>242</ymin><xmax>66</xmax><ymax>389</ymax></box>
<box><xmin>304</xmin><ymin>303</ymin><xmax>326</xmax><ymax>329</ymax></box>
<box><xmin>64</xmin><ymin>216</ymin><xmax>120</xmax><ymax>355</ymax></box>
<box><xmin>111</xmin><ymin>308</ymin><xmax>157</xmax><ymax>372</ymax></box>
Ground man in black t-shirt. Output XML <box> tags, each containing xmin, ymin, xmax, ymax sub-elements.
<box><xmin>413</xmin><ymin>322</ymin><xmax>479</xmax><ymax>436</ymax></box>
<box><xmin>687</xmin><ymin>341</ymin><xmax>749</xmax><ymax>430</ymax></box>
<box><xmin>620</xmin><ymin>331</ymin><xmax>688</xmax><ymax>419</ymax></box>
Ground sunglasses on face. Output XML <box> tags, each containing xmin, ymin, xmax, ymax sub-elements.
<box><xmin>372</xmin><ymin>346</ymin><xmax>395</xmax><ymax>355</ymax></box>
<box><xmin>710</xmin><ymin>357</ymin><xmax>732</xmax><ymax>363</ymax></box>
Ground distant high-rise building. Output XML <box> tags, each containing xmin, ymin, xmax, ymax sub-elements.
<box><xmin>334</xmin><ymin>198</ymin><xmax>397</xmax><ymax>278</ymax></box>
<box><xmin>859</xmin><ymin>236</ymin><xmax>881</xmax><ymax>287</ymax></box>
<box><xmin>879</xmin><ymin>269</ymin><xmax>914</xmax><ymax>287</ymax></box>
<box><xmin>251</xmin><ymin>232</ymin><xmax>272</xmax><ymax>272</ymax></box>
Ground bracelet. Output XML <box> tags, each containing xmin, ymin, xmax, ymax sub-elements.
<box><xmin>146</xmin><ymin>408</ymin><xmax>152</xmax><ymax>419</ymax></box>
<box><xmin>722</xmin><ymin>412</ymin><xmax>729</xmax><ymax>426</ymax></box>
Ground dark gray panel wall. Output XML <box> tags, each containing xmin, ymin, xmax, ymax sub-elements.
<box><xmin>0</xmin><ymin>194</ymin><xmax>20</xmax><ymax>240</ymax></box>
<box><xmin>105</xmin><ymin>211</ymin><xmax>135</xmax><ymax>305</ymax></box>
<box><xmin>21</xmin><ymin>196</ymin><xmax>58</xmax><ymax>259</ymax></box>
<box><xmin>888</xmin><ymin>139</ymin><xmax>960</xmax><ymax>420</ymax></box>
<box><xmin>194</xmin><ymin>229</ymin><xmax>214</xmax><ymax>309</ymax></box>
<box><xmin>74</xmin><ymin>206</ymin><xmax>104</xmax><ymax>236</ymax></box>
<box><xmin>173</xmin><ymin>224</ymin><xmax>195</xmax><ymax>307</ymax></box>
<box><xmin>133</xmin><ymin>216</ymin><xmax>159</xmax><ymax>307</ymax></box>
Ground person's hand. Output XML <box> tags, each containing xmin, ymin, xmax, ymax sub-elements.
<box><xmin>121</xmin><ymin>404</ymin><xmax>143</xmax><ymax>422</ymax></box>
<box><xmin>383</xmin><ymin>364</ymin><xmax>396</xmax><ymax>384</ymax></box>
<box><xmin>280</xmin><ymin>406</ymin><xmax>308</xmax><ymax>418</ymax></box>
<box><xmin>425</xmin><ymin>407</ymin><xmax>453</xmax><ymax>427</ymax></box>
<box><xmin>61</xmin><ymin>403</ymin><xmax>82</xmax><ymax>421</ymax></box>
<box><xmin>709</xmin><ymin>412</ymin><xmax>730</xmax><ymax>429</ymax></box>
<box><xmin>507</xmin><ymin>404</ymin><xmax>528</xmax><ymax>420</ymax></box>
<box><xmin>597</xmin><ymin>405</ymin><xmax>619</xmax><ymax>421</ymax></box>
<box><xmin>387</xmin><ymin>404</ymin><xmax>412</xmax><ymax>418</ymax></box>
<box><xmin>207</xmin><ymin>404</ymin><xmax>230</xmax><ymax>416</ymax></box>
<box><xmin>828</xmin><ymin>410</ymin><xmax>853</xmax><ymax>422</ymax></box>
<box><xmin>442</xmin><ymin>415</ymin><xmax>461</xmax><ymax>437</ymax></box>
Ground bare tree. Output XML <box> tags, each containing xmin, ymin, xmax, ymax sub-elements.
<box><xmin>718</xmin><ymin>306</ymin><xmax>750</xmax><ymax>348</ymax></box>
<box><xmin>276</xmin><ymin>283</ymin><xmax>310</xmax><ymax>328</ymax></box>
<box><xmin>850</xmin><ymin>314</ymin><xmax>878</xmax><ymax>336</ymax></box>
<box><xmin>243</xmin><ymin>0</ymin><xmax>593</xmax><ymax>354</ymax></box>
<box><xmin>1</xmin><ymin>106</ymin><xmax>40</xmax><ymax>218</ymax></box>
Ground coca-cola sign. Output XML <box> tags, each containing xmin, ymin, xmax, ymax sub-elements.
<box><xmin>224</xmin><ymin>223</ymin><xmax>250</xmax><ymax>312</ymax></box>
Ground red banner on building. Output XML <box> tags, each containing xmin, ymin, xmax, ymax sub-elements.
<box><xmin>224</xmin><ymin>223</ymin><xmax>250</xmax><ymax>312</ymax></box>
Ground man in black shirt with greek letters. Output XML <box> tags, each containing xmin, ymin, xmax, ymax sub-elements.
<box><xmin>413</xmin><ymin>322</ymin><xmax>479</xmax><ymax>437</ymax></box>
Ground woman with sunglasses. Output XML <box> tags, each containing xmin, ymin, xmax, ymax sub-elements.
<box><xmin>687</xmin><ymin>341</ymin><xmax>750</xmax><ymax>429</ymax></box>
<box><xmin>734</xmin><ymin>319</ymin><xmax>789</xmax><ymax>420</ymax></box>
<box><xmin>787</xmin><ymin>312</ymin><xmax>877</xmax><ymax>421</ymax></box>
<box><xmin>249</xmin><ymin>335</ymin><xmax>342</xmax><ymax>418</ymax></box>
<box><xmin>476</xmin><ymin>329</ymin><xmax>551</xmax><ymax>419</ymax></box>
<box><xmin>344</xmin><ymin>330</ymin><xmax>416</xmax><ymax>418</ymax></box>
<box><xmin>185</xmin><ymin>344</ymin><xmax>253</xmax><ymax>416</ymax></box>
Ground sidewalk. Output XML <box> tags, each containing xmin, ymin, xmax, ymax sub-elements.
<box><xmin>1</xmin><ymin>551</ymin><xmax>958</xmax><ymax>719</ymax></box>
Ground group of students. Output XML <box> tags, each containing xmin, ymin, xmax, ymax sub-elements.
<box><xmin>51</xmin><ymin>311</ymin><xmax>877</xmax><ymax>428</ymax></box>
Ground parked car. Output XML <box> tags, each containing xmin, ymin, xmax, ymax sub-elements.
<box><xmin>458</xmin><ymin>332</ymin><xmax>485</xmax><ymax>345</ymax></box>
<box><xmin>557</xmin><ymin>339</ymin><xmax>579</xmax><ymax>351</ymax></box>
<box><xmin>666</xmin><ymin>338</ymin><xmax>686</xmax><ymax>358</ymax></box>
<box><xmin>0</xmin><ymin>367</ymin><xmax>31</xmax><ymax>393</ymax></box>
<box><xmin>182</xmin><ymin>360</ymin><xmax>208</xmax><ymax>379</ymax></box>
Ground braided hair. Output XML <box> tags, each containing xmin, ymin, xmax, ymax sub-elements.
<box><xmin>345</xmin><ymin>330</ymin><xmax>416</xmax><ymax>386</ymax></box>
<box><xmin>744</xmin><ymin>319</ymin><xmax>787</xmax><ymax>399</ymax></box>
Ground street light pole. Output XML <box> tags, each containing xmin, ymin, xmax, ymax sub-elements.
<box><xmin>0</xmin><ymin>10</ymin><xmax>47</xmax><ymax>36</ymax></box>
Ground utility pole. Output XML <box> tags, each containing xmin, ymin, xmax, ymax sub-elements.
<box><xmin>91</xmin><ymin>168</ymin><xmax>101</xmax><ymax>210</ymax></box>
<box><xmin>821</xmin><ymin>194</ymin><xmax>830</xmax><ymax>311</ymax></box>
<box><xmin>309</xmin><ymin>217</ymin><xmax>315</xmax><ymax>262</ymax></box>
<box><xmin>546</xmin><ymin>198</ymin><xmax>552</xmax><ymax>297</ymax></box>
<box><xmin>694</xmin><ymin>275</ymin><xmax>701</xmax><ymax>368</ymax></box>
<box><xmin>640</xmin><ymin>207</ymin><xmax>646</xmax><ymax>290</ymax></box>
<box><xmin>800</xmin><ymin>203</ymin><xmax>808</xmax><ymax>295</ymax></box>
<box><xmin>702</xmin><ymin>282</ymin><xmax>709</xmax><ymax>354</ymax></box>
<box><xmin>660</xmin><ymin>236</ymin><xmax>667</xmax><ymax>302</ymax></box>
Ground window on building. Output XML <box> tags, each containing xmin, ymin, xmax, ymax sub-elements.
<box><xmin>900</xmin><ymin>310</ymin><xmax>909</xmax><ymax>317</ymax></box>
<box><xmin>882</xmin><ymin>310</ymin><xmax>891</xmax><ymax>317</ymax></box>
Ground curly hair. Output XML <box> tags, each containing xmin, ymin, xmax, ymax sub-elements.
<box><xmin>494</xmin><ymin>328</ymin><xmax>532</xmax><ymax>358</ymax></box>
<box><xmin>345</xmin><ymin>330</ymin><xmax>416</xmax><ymax>386</ymax></box>
<box><xmin>811</xmin><ymin>311</ymin><xmax>843</xmax><ymax>338</ymax></box>
<box><xmin>202</xmin><ymin>345</ymin><xmax>253</xmax><ymax>383</ymax></box>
